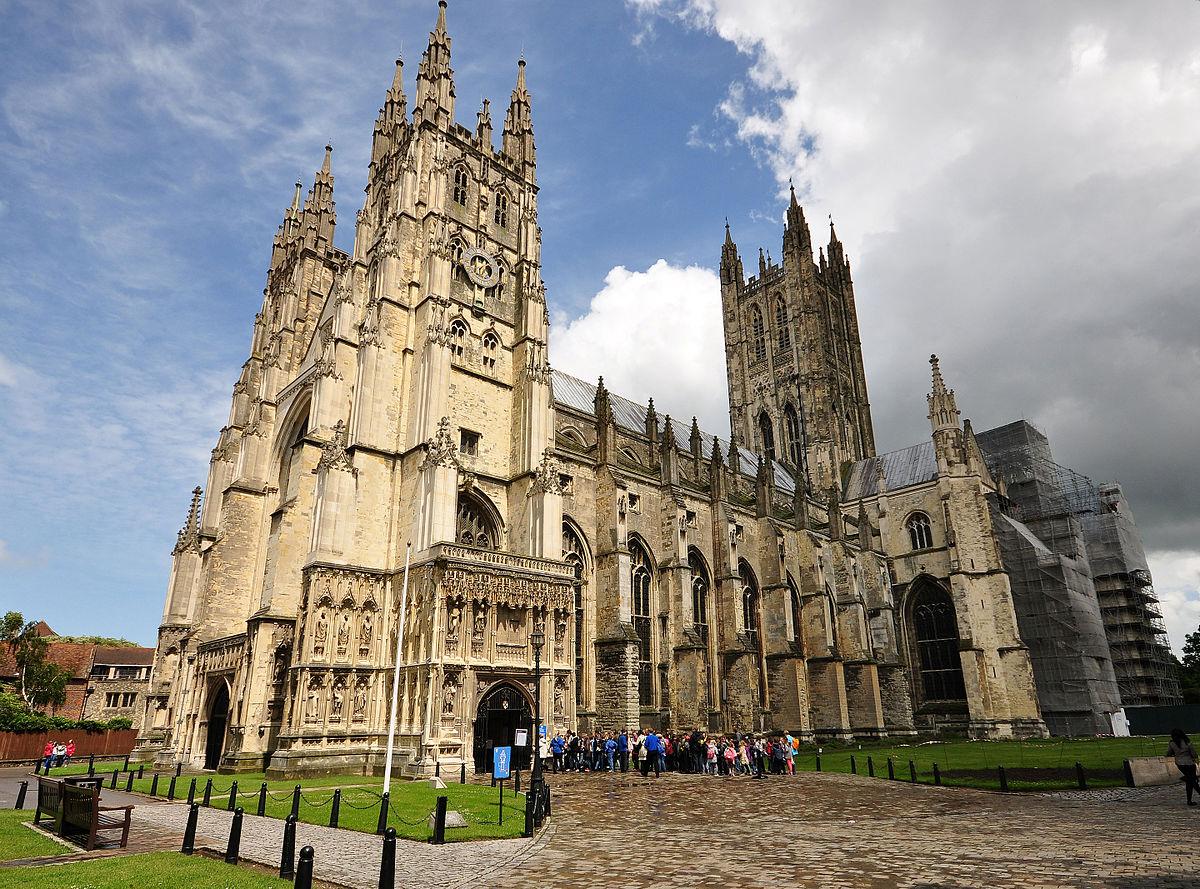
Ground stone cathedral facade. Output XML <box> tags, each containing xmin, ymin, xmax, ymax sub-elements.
<box><xmin>136</xmin><ymin>2</ymin><xmax>1050</xmax><ymax>777</ymax></box>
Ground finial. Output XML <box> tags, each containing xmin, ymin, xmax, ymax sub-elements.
<box><xmin>291</xmin><ymin>179</ymin><xmax>303</xmax><ymax>212</ymax></box>
<box><xmin>321</xmin><ymin>143</ymin><xmax>332</xmax><ymax>174</ymax></box>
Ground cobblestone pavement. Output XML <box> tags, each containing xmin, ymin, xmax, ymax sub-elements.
<box><xmin>519</xmin><ymin>771</ymin><xmax>1200</xmax><ymax>888</ymax></box>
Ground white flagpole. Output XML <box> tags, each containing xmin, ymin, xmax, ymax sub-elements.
<box><xmin>383</xmin><ymin>542</ymin><xmax>411</xmax><ymax>795</ymax></box>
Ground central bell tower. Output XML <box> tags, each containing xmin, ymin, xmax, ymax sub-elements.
<box><xmin>720</xmin><ymin>186</ymin><xmax>876</xmax><ymax>490</ymax></box>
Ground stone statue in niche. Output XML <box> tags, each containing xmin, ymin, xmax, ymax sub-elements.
<box><xmin>331</xmin><ymin>682</ymin><xmax>344</xmax><ymax>719</ymax></box>
<box><xmin>533</xmin><ymin>609</ymin><xmax>545</xmax><ymax>635</ymax></box>
<box><xmin>359</xmin><ymin>612</ymin><xmax>373</xmax><ymax>656</ymax></box>
<box><xmin>305</xmin><ymin>675</ymin><xmax>322</xmax><ymax>721</ymax></box>
<box><xmin>353</xmin><ymin>680</ymin><xmax>368</xmax><ymax>720</ymax></box>
<box><xmin>446</xmin><ymin>601</ymin><xmax>462</xmax><ymax>641</ymax></box>
<box><xmin>336</xmin><ymin>612</ymin><xmax>351</xmax><ymax>654</ymax></box>
<box><xmin>313</xmin><ymin>610</ymin><xmax>328</xmax><ymax>656</ymax></box>
<box><xmin>442</xmin><ymin>673</ymin><xmax>459</xmax><ymax>717</ymax></box>
<box><xmin>472</xmin><ymin>604</ymin><xmax>487</xmax><ymax>638</ymax></box>
<box><xmin>554</xmin><ymin>677</ymin><xmax>567</xmax><ymax>715</ymax></box>
<box><xmin>555</xmin><ymin>612</ymin><xmax>567</xmax><ymax>643</ymax></box>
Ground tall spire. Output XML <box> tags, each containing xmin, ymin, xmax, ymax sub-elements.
<box><xmin>476</xmin><ymin>98</ymin><xmax>493</xmax><ymax>145</ymax></box>
<box><xmin>384</xmin><ymin>56</ymin><xmax>407</xmax><ymax>125</ymax></box>
<box><xmin>783</xmin><ymin>178</ymin><xmax>811</xmax><ymax>256</ymax></box>
<box><xmin>301</xmin><ymin>144</ymin><xmax>336</xmax><ymax>250</ymax></box>
<box><xmin>927</xmin><ymin>354</ymin><xmax>960</xmax><ymax>433</ymax></box>
<box><xmin>415</xmin><ymin>0</ymin><xmax>455</xmax><ymax>128</ymax></box>
<box><xmin>720</xmin><ymin>220</ymin><xmax>743</xmax><ymax>286</ymax></box>
<box><xmin>502</xmin><ymin>58</ymin><xmax>536</xmax><ymax>177</ymax></box>
<box><xmin>173</xmin><ymin>486</ymin><xmax>203</xmax><ymax>554</ymax></box>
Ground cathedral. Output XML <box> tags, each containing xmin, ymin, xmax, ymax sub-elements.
<box><xmin>138</xmin><ymin>2</ymin><xmax>1174</xmax><ymax>776</ymax></box>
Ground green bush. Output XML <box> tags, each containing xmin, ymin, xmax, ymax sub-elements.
<box><xmin>0</xmin><ymin>691</ymin><xmax>133</xmax><ymax>733</ymax></box>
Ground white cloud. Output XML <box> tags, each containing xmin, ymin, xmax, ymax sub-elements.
<box><xmin>1149</xmin><ymin>551</ymin><xmax>1200</xmax><ymax>654</ymax></box>
<box><xmin>552</xmin><ymin>260</ymin><xmax>728</xmax><ymax>434</ymax></box>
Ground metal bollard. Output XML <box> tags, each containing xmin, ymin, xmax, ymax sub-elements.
<box><xmin>909</xmin><ymin>760</ymin><xmax>917</xmax><ymax>784</ymax></box>
<box><xmin>181</xmin><ymin>803</ymin><xmax>199</xmax><ymax>855</ymax></box>
<box><xmin>435</xmin><ymin>761</ymin><xmax>441</xmax><ymax>778</ymax></box>
<box><xmin>88</xmin><ymin>753</ymin><xmax>95</xmax><ymax>775</ymax></box>
<box><xmin>1123</xmin><ymin>759</ymin><xmax>1135</xmax><ymax>788</ymax></box>
<box><xmin>15</xmin><ymin>781</ymin><xmax>28</xmax><ymax>810</ymax></box>
<box><xmin>290</xmin><ymin>785</ymin><xmax>301</xmax><ymax>820</ymax></box>
<box><xmin>379</xmin><ymin>826</ymin><xmax>397</xmax><ymax>889</ymax></box>
<box><xmin>999</xmin><ymin>765</ymin><xmax>1008</xmax><ymax>792</ymax></box>
<box><xmin>111</xmin><ymin>769</ymin><xmax>119</xmax><ymax>789</ymax></box>
<box><xmin>124</xmin><ymin>755</ymin><xmax>130</xmax><ymax>771</ymax></box>
<box><xmin>329</xmin><ymin>788</ymin><xmax>341</xmax><ymax>828</ymax></box>
<box><xmin>138</xmin><ymin>764</ymin><xmax>144</xmax><ymax>779</ymax></box>
<box><xmin>187</xmin><ymin>778</ymin><xmax>197</xmax><ymax>806</ymax></box>
<box><xmin>430</xmin><ymin>795</ymin><xmax>447</xmax><ymax>845</ymax></box>
<box><xmin>376</xmin><ymin>791</ymin><xmax>390</xmax><ymax>835</ymax></box>
<box><xmin>887</xmin><ymin>758</ymin><xmax>895</xmax><ymax>781</ymax></box>
<box><xmin>280</xmin><ymin>814</ymin><xmax>297</xmax><ymax>880</ymax></box>
<box><xmin>225</xmin><ymin>807</ymin><xmax>244</xmax><ymax>865</ymax></box>
<box><xmin>523</xmin><ymin>781</ymin><xmax>535</xmax><ymax>838</ymax></box>
<box><xmin>34</xmin><ymin>760</ymin><xmax>41</xmax><ymax>776</ymax></box>
<box><xmin>258</xmin><ymin>783</ymin><xmax>267</xmax><ymax>817</ymax></box>
<box><xmin>933</xmin><ymin>763</ymin><xmax>942</xmax><ymax>786</ymax></box>
<box><xmin>1076</xmin><ymin>761</ymin><xmax>1087</xmax><ymax>790</ymax></box>
<box><xmin>203</xmin><ymin>778</ymin><xmax>213</xmax><ymax>807</ymax></box>
<box><xmin>815</xmin><ymin>754</ymin><xmax>822</xmax><ymax>772</ymax></box>
<box><xmin>176</xmin><ymin>763</ymin><xmax>182</xmax><ymax>778</ymax></box>
<box><xmin>543</xmin><ymin>783</ymin><xmax>552</xmax><ymax>818</ymax></box>
<box><xmin>867</xmin><ymin>756</ymin><xmax>875</xmax><ymax>778</ymax></box>
<box><xmin>125</xmin><ymin>771</ymin><xmax>134</xmax><ymax>792</ymax></box>
<box><xmin>295</xmin><ymin>845</ymin><xmax>315</xmax><ymax>889</ymax></box>
<box><xmin>150</xmin><ymin>774</ymin><xmax>160</xmax><ymax>796</ymax></box>
<box><xmin>850</xmin><ymin>754</ymin><xmax>856</xmax><ymax>775</ymax></box>
<box><xmin>461</xmin><ymin>762</ymin><xmax>467</xmax><ymax>784</ymax></box>
<box><xmin>168</xmin><ymin>775</ymin><xmax>177</xmax><ymax>801</ymax></box>
<box><xmin>514</xmin><ymin>769</ymin><xmax>521</xmax><ymax>794</ymax></box>
<box><xmin>228</xmin><ymin>781</ymin><xmax>238</xmax><ymax>812</ymax></box>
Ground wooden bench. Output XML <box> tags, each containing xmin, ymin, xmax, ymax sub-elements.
<box><xmin>33</xmin><ymin>775</ymin><xmax>134</xmax><ymax>850</ymax></box>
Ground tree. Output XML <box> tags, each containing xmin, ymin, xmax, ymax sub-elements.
<box><xmin>0</xmin><ymin>611</ymin><xmax>71</xmax><ymax>712</ymax></box>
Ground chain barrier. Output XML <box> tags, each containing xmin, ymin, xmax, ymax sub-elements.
<box><xmin>338</xmin><ymin>791</ymin><xmax>385</xmax><ymax>811</ymax></box>
<box><xmin>299</xmin><ymin>792</ymin><xmax>335</xmax><ymax>809</ymax></box>
<box><xmin>387</xmin><ymin>796</ymin><xmax>437</xmax><ymax>827</ymax></box>
<box><xmin>267</xmin><ymin>789</ymin><xmax>296</xmax><ymax>802</ymax></box>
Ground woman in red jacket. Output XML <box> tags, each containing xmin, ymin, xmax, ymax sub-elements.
<box><xmin>42</xmin><ymin>740</ymin><xmax>54</xmax><ymax>772</ymax></box>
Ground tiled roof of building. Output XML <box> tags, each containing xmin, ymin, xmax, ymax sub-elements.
<box><xmin>92</xmin><ymin>646</ymin><xmax>155</xmax><ymax>666</ymax></box>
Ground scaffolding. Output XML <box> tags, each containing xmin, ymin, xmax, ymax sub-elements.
<box><xmin>978</xmin><ymin>420</ymin><xmax>1181</xmax><ymax>711</ymax></box>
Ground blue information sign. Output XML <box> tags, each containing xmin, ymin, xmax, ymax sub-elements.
<box><xmin>493</xmin><ymin>745</ymin><xmax>512</xmax><ymax>780</ymax></box>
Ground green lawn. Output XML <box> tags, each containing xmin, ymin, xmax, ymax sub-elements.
<box><xmin>0</xmin><ymin>811</ymin><xmax>71</xmax><ymax>863</ymax></box>
<box><xmin>0</xmin><ymin>851</ymin><xmax>294</xmax><ymax>888</ymax></box>
<box><xmin>793</xmin><ymin>736</ymin><xmax>1170</xmax><ymax>790</ymax></box>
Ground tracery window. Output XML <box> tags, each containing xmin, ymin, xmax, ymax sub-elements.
<box><xmin>907</xmin><ymin>512</ymin><xmax>934</xmax><ymax>551</ymax></box>
<box><xmin>788</xmin><ymin>574</ymin><xmax>803</xmax><ymax>651</ymax></box>
<box><xmin>449</xmin><ymin>319</ymin><xmax>468</xmax><ymax>360</ymax></box>
<box><xmin>689</xmin><ymin>549</ymin><xmax>709</xmax><ymax>645</ymax></box>
<box><xmin>740</xmin><ymin>559</ymin><xmax>759</xmax><ymax>642</ymax></box>
<box><xmin>912</xmin><ymin>584</ymin><xmax>967</xmax><ymax>702</ymax></box>
<box><xmin>759</xmin><ymin>412</ymin><xmax>776</xmax><ymax>464</ymax></box>
<box><xmin>631</xmin><ymin>539</ymin><xmax>654</xmax><ymax>707</ymax></box>
<box><xmin>749</xmin><ymin>305</ymin><xmax>767</xmax><ymax>363</ymax></box>
<box><xmin>563</xmin><ymin>523</ymin><xmax>587</xmax><ymax>706</ymax></box>
<box><xmin>456</xmin><ymin>494</ymin><xmax>496</xmax><ymax>550</ymax></box>
<box><xmin>783</xmin><ymin>404</ymin><xmax>802</xmax><ymax>468</ymax></box>
<box><xmin>482</xmin><ymin>331</ymin><xmax>499</xmax><ymax>372</ymax></box>
<box><xmin>493</xmin><ymin>192</ymin><xmax>508</xmax><ymax>228</ymax></box>
<box><xmin>776</xmin><ymin>296</ymin><xmax>791</xmax><ymax>352</ymax></box>
<box><xmin>452</xmin><ymin>167</ymin><xmax>469</xmax><ymax>206</ymax></box>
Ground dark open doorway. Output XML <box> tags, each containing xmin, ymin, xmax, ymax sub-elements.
<box><xmin>204</xmin><ymin>682</ymin><xmax>229</xmax><ymax>770</ymax></box>
<box><xmin>472</xmin><ymin>683</ymin><xmax>532</xmax><ymax>773</ymax></box>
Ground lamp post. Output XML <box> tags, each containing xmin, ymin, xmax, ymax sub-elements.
<box><xmin>528</xmin><ymin>628</ymin><xmax>545</xmax><ymax>827</ymax></box>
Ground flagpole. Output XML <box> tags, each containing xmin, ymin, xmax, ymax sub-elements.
<box><xmin>383</xmin><ymin>542</ymin><xmax>411</xmax><ymax>795</ymax></box>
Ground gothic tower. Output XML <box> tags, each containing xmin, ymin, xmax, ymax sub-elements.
<box><xmin>721</xmin><ymin>186</ymin><xmax>876</xmax><ymax>490</ymax></box>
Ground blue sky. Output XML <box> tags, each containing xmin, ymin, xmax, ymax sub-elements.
<box><xmin>2</xmin><ymin>0</ymin><xmax>1199</xmax><ymax>650</ymax></box>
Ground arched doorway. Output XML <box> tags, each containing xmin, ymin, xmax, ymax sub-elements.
<box><xmin>909</xmin><ymin>581</ymin><xmax>967</xmax><ymax>705</ymax></box>
<box><xmin>204</xmin><ymin>682</ymin><xmax>229</xmax><ymax>770</ymax></box>
<box><xmin>472</xmin><ymin>683</ymin><xmax>533</xmax><ymax>773</ymax></box>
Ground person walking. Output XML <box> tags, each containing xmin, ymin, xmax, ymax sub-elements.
<box><xmin>1168</xmin><ymin>728</ymin><xmax>1200</xmax><ymax>806</ymax></box>
<box><xmin>641</xmin><ymin>729</ymin><xmax>662</xmax><ymax>778</ymax></box>
<box><xmin>64</xmin><ymin>739</ymin><xmax>76</xmax><ymax>766</ymax></box>
<box><xmin>550</xmin><ymin>733</ymin><xmax>565</xmax><ymax>773</ymax></box>
<box><xmin>618</xmin><ymin>729</ymin><xmax>629</xmax><ymax>773</ymax></box>
<box><xmin>42</xmin><ymin>740</ymin><xmax>54</xmax><ymax>773</ymax></box>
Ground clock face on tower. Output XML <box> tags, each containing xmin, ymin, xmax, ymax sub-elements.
<box><xmin>462</xmin><ymin>247</ymin><xmax>500</xmax><ymax>288</ymax></box>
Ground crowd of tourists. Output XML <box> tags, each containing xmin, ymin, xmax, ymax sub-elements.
<box><xmin>41</xmin><ymin>739</ymin><xmax>76</xmax><ymax>770</ymax></box>
<box><xmin>545</xmin><ymin>729</ymin><xmax>799</xmax><ymax>779</ymax></box>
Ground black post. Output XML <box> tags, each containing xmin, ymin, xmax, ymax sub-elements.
<box><xmin>329</xmin><ymin>788</ymin><xmax>341</xmax><ymax>828</ymax></box>
<box><xmin>88</xmin><ymin>753</ymin><xmax>95</xmax><ymax>775</ymax></box>
<box><xmin>280</xmin><ymin>814</ymin><xmax>297</xmax><ymax>880</ymax></box>
<box><xmin>34</xmin><ymin>760</ymin><xmax>41</xmax><ymax>776</ymax></box>
<box><xmin>150</xmin><ymin>773</ymin><xmax>160</xmax><ymax>796</ymax></box>
<box><xmin>867</xmin><ymin>756</ymin><xmax>875</xmax><ymax>778</ymax></box>
<box><xmin>435</xmin><ymin>761</ymin><xmax>441</xmax><ymax>778</ymax></box>
<box><xmin>181</xmin><ymin>803</ymin><xmax>199</xmax><ymax>855</ymax></box>
<box><xmin>376</xmin><ymin>791</ymin><xmax>390</xmax><ymax>835</ymax></box>
<box><xmin>850</xmin><ymin>755</ymin><xmax>856</xmax><ymax>775</ymax></box>
<box><xmin>815</xmin><ymin>753</ymin><xmax>822</xmax><ymax>772</ymax></box>
<box><xmin>431</xmin><ymin>795</ymin><xmax>447</xmax><ymax>845</ymax></box>
<box><xmin>290</xmin><ymin>784</ymin><xmax>301</xmax><ymax>820</ymax></box>
<box><xmin>228</xmin><ymin>780</ymin><xmax>238</xmax><ymax>811</ymax></box>
<box><xmin>460</xmin><ymin>762</ymin><xmax>467</xmax><ymax>784</ymax></box>
<box><xmin>380</xmin><ymin>826</ymin><xmax>396</xmax><ymax>889</ymax></box>
<box><xmin>125</xmin><ymin>771</ymin><xmax>134</xmax><ymax>792</ymax></box>
<box><xmin>1075</xmin><ymin>761</ymin><xmax>1087</xmax><ymax>790</ymax></box>
<box><xmin>909</xmin><ymin>760</ymin><xmax>917</xmax><ymax>784</ymax></box>
<box><xmin>15</xmin><ymin>781</ymin><xmax>28</xmax><ymax>810</ymax></box>
<box><xmin>187</xmin><ymin>778</ymin><xmax>196</xmax><ymax>806</ymax></box>
<box><xmin>225</xmin><ymin>807</ymin><xmax>244</xmax><ymax>865</ymax></box>
<box><xmin>1123</xmin><ymin>759</ymin><xmax>1135</xmax><ymax>788</ymax></box>
<box><xmin>295</xmin><ymin>845</ymin><xmax>314</xmax><ymax>889</ymax></box>
<box><xmin>886</xmin><ymin>758</ymin><xmax>895</xmax><ymax>781</ymax></box>
<box><xmin>998</xmin><ymin>766</ymin><xmax>1008</xmax><ymax>792</ymax></box>
<box><xmin>543</xmin><ymin>782</ymin><xmax>552</xmax><ymax>819</ymax></box>
<box><xmin>124</xmin><ymin>755</ymin><xmax>130</xmax><ymax>771</ymax></box>
<box><xmin>175</xmin><ymin>763</ymin><xmax>182</xmax><ymax>778</ymax></box>
<box><xmin>203</xmin><ymin>778</ymin><xmax>213</xmax><ymax>807</ymax></box>
<box><xmin>514</xmin><ymin>769</ymin><xmax>521</xmax><ymax>794</ymax></box>
<box><xmin>168</xmin><ymin>774</ymin><xmax>177</xmax><ymax>800</ymax></box>
<box><xmin>137</xmin><ymin>764</ymin><xmax>144</xmax><ymax>779</ymax></box>
<box><xmin>111</xmin><ymin>769</ymin><xmax>119</xmax><ymax>789</ymax></box>
<box><xmin>529</xmin><ymin>631</ymin><xmax>545</xmax><ymax>827</ymax></box>
<box><xmin>524</xmin><ymin>778</ymin><xmax>535</xmax><ymax>838</ymax></box>
<box><xmin>933</xmin><ymin>763</ymin><xmax>942</xmax><ymax>786</ymax></box>
<box><xmin>499</xmin><ymin>779</ymin><xmax>504</xmax><ymax>825</ymax></box>
<box><xmin>258</xmin><ymin>783</ymin><xmax>267</xmax><ymax>817</ymax></box>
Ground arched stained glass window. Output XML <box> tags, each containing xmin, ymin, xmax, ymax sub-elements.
<box><xmin>759</xmin><ymin>412</ymin><xmax>776</xmax><ymax>464</ymax></box>
<box><xmin>631</xmin><ymin>539</ymin><xmax>654</xmax><ymax>707</ymax></box>
<box><xmin>456</xmin><ymin>494</ymin><xmax>497</xmax><ymax>550</ymax></box>
<box><xmin>907</xmin><ymin>513</ymin><xmax>933</xmax><ymax>551</ymax></box>
<box><xmin>912</xmin><ymin>584</ymin><xmax>967</xmax><ymax>702</ymax></box>
<box><xmin>452</xmin><ymin>167</ymin><xmax>469</xmax><ymax>206</ymax></box>
<box><xmin>749</xmin><ymin>305</ymin><xmax>767</xmax><ymax>362</ymax></box>
<box><xmin>776</xmin><ymin>296</ymin><xmax>791</xmax><ymax>352</ymax></box>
